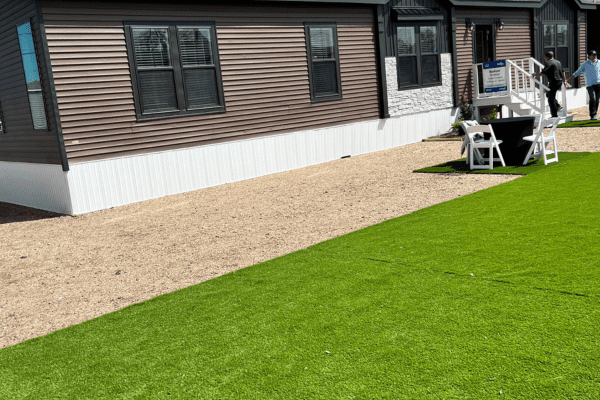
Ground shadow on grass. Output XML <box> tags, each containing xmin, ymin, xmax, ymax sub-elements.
<box><xmin>0</xmin><ymin>202</ymin><xmax>66</xmax><ymax>225</ymax></box>
<box><xmin>414</xmin><ymin>152</ymin><xmax>593</xmax><ymax>175</ymax></box>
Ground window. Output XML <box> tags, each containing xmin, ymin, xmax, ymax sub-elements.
<box><xmin>304</xmin><ymin>23</ymin><xmax>342</xmax><ymax>102</ymax></box>
<box><xmin>543</xmin><ymin>22</ymin><xmax>570</xmax><ymax>77</ymax></box>
<box><xmin>124</xmin><ymin>22</ymin><xmax>225</xmax><ymax>120</ymax></box>
<box><xmin>17</xmin><ymin>21</ymin><xmax>48</xmax><ymax>130</ymax></box>
<box><xmin>395</xmin><ymin>23</ymin><xmax>441</xmax><ymax>90</ymax></box>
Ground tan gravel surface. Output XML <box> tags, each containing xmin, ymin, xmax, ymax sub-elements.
<box><xmin>1</xmin><ymin>106</ymin><xmax>599</xmax><ymax>348</ymax></box>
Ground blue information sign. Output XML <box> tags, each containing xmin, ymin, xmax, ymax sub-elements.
<box><xmin>482</xmin><ymin>60</ymin><xmax>508</xmax><ymax>93</ymax></box>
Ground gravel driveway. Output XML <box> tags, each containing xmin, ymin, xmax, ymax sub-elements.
<box><xmin>1</xmin><ymin>106</ymin><xmax>598</xmax><ymax>348</ymax></box>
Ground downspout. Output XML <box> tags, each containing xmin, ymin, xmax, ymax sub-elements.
<box><xmin>35</xmin><ymin>2</ymin><xmax>69</xmax><ymax>172</ymax></box>
<box><xmin>376</xmin><ymin>4</ymin><xmax>390</xmax><ymax>118</ymax></box>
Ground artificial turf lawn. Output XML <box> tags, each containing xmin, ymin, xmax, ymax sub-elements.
<box><xmin>1</xmin><ymin>153</ymin><xmax>599</xmax><ymax>399</ymax></box>
<box><xmin>414</xmin><ymin>151</ymin><xmax>591</xmax><ymax>175</ymax></box>
<box><xmin>558</xmin><ymin>120</ymin><xmax>600</xmax><ymax>128</ymax></box>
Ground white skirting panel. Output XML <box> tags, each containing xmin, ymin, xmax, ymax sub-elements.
<box><xmin>565</xmin><ymin>87</ymin><xmax>588</xmax><ymax>110</ymax></box>
<box><xmin>66</xmin><ymin>108</ymin><xmax>455</xmax><ymax>214</ymax></box>
<box><xmin>0</xmin><ymin>161</ymin><xmax>72</xmax><ymax>214</ymax></box>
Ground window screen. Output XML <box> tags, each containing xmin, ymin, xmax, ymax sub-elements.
<box><xmin>125</xmin><ymin>22</ymin><xmax>225</xmax><ymax>120</ymax></box>
<box><xmin>17</xmin><ymin>21</ymin><xmax>48</xmax><ymax>130</ymax></box>
<box><xmin>305</xmin><ymin>23</ymin><xmax>342</xmax><ymax>102</ymax></box>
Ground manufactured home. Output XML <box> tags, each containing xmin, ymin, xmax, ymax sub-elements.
<box><xmin>0</xmin><ymin>0</ymin><xmax>597</xmax><ymax>214</ymax></box>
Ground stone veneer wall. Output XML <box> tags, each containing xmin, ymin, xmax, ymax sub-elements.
<box><xmin>386</xmin><ymin>53</ymin><xmax>454</xmax><ymax>117</ymax></box>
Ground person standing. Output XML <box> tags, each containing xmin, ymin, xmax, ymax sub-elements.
<box><xmin>532</xmin><ymin>51</ymin><xmax>566</xmax><ymax>118</ymax></box>
<box><xmin>567</xmin><ymin>50</ymin><xmax>600</xmax><ymax>120</ymax></box>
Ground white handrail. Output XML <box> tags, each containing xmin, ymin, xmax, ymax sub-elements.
<box><xmin>472</xmin><ymin>57</ymin><xmax>568</xmax><ymax>119</ymax></box>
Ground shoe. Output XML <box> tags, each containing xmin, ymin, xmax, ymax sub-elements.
<box><xmin>557</xmin><ymin>105</ymin><xmax>564</xmax><ymax>112</ymax></box>
<box><xmin>591</xmin><ymin>116</ymin><xmax>597</xmax><ymax>120</ymax></box>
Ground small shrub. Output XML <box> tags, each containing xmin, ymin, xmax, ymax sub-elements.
<box><xmin>458</xmin><ymin>97</ymin><xmax>474</xmax><ymax>121</ymax></box>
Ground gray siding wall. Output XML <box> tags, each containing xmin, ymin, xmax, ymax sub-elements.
<box><xmin>0</xmin><ymin>0</ymin><xmax>63</xmax><ymax>165</ymax></box>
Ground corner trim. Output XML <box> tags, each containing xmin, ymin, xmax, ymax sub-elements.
<box><xmin>376</xmin><ymin>4</ymin><xmax>389</xmax><ymax>118</ymax></box>
<box><xmin>35</xmin><ymin>3</ymin><xmax>69</xmax><ymax>172</ymax></box>
<box><xmin>450</xmin><ymin>6</ymin><xmax>459</xmax><ymax>108</ymax></box>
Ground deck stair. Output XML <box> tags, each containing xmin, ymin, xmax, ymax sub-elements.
<box><xmin>472</xmin><ymin>58</ymin><xmax>573</xmax><ymax>129</ymax></box>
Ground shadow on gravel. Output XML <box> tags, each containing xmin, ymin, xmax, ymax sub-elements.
<box><xmin>0</xmin><ymin>202</ymin><xmax>65</xmax><ymax>225</ymax></box>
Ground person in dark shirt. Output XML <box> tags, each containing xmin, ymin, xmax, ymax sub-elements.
<box><xmin>532</xmin><ymin>51</ymin><xmax>566</xmax><ymax>118</ymax></box>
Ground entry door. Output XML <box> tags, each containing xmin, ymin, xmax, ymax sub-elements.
<box><xmin>474</xmin><ymin>25</ymin><xmax>494</xmax><ymax>94</ymax></box>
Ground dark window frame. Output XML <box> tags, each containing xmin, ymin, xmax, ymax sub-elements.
<box><xmin>16</xmin><ymin>20</ymin><xmax>49</xmax><ymax>131</ymax></box>
<box><xmin>124</xmin><ymin>21</ymin><xmax>226</xmax><ymax>122</ymax></box>
<box><xmin>304</xmin><ymin>22</ymin><xmax>343</xmax><ymax>103</ymax></box>
<box><xmin>394</xmin><ymin>21</ymin><xmax>443</xmax><ymax>91</ymax></box>
<box><xmin>541</xmin><ymin>20</ymin><xmax>571</xmax><ymax>80</ymax></box>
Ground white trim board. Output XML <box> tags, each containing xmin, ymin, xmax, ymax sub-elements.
<box><xmin>0</xmin><ymin>161</ymin><xmax>72</xmax><ymax>214</ymax></box>
<box><xmin>0</xmin><ymin>108</ymin><xmax>456</xmax><ymax>214</ymax></box>
<box><xmin>66</xmin><ymin>108</ymin><xmax>455</xmax><ymax>214</ymax></box>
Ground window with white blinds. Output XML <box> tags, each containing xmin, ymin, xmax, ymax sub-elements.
<box><xmin>125</xmin><ymin>22</ymin><xmax>225</xmax><ymax>120</ymax></box>
<box><xmin>17</xmin><ymin>21</ymin><xmax>48</xmax><ymax>130</ymax></box>
<box><xmin>305</xmin><ymin>23</ymin><xmax>342</xmax><ymax>102</ymax></box>
<box><xmin>395</xmin><ymin>22</ymin><xmax>441</xmax><ymax>90</ymax></box>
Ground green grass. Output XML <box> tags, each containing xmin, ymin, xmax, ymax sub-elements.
<box><xmin>558</xmin><ymin>120</ymin><xmax>600</xmax><ymax>128</ymax></box>
<box><xmin>1</xmin><ymin>153</ymin><xmax>600</xmax><ymax>399</ymax></box>
<box><xmin>414</xmin><ymin>151</ymin><xmax>591</xmax><ymax>174</ymax></box>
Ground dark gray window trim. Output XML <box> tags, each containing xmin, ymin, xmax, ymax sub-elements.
<box><xmin>304</xmin><ymin>22</ymin><xmax>343</xmax><ymax>103</ymax></box>
<box><xmin>0</xmin><ymin>102</ymin><xmax>4</xmax><ymax>133</ymax></box>
<box><xmin>393</xmin><ymin>21</ymin><xmax>443</xmax><ymax>91</ymax></box>
<box><xmin>124</xmin><ymin>20</ymin><xmax>226</xmax><ymax>122</ymax></box>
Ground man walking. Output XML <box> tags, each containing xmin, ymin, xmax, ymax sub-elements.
<box><xmin>532</xmin><ymin>51</ymin><xmax>566</xmax><ymax>118</ymax></box>
<box><xmin>567</xmin><ymin>50</ymin><xmax>600</xmax><ymax>120</ymax></box>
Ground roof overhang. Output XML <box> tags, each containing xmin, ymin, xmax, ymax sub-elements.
<box><xmin>448</xmin><ymin>0</ymin><xmax>596</xmax><ymax>9</ymax></box>
<box><xmin>393</xmin><ymin>6</ymin><xmax>444</xmax><ymax>20</ymax></box>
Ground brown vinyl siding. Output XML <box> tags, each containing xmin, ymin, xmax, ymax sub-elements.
<box><xmin>40</xmin><ymin>2</ymin><xmax>381</xmax><ymax>163</ymax></box>
<box><xmin>455</xmin><ymin>8</ymin><xmax>532</xmax><ymax>102</ymax></box>
<box><xmin>0</xmin><ymin>0</ymin><xmax>63</xmax><ymax>165</ymax></box>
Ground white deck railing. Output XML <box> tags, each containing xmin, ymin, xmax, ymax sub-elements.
<box><xmin>473</xmin><ymin>57</ymin><xmax>568</xmax><ymax>118</ymax></box>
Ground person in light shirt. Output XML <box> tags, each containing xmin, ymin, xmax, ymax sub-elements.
<box><xmin>567</xmin><ymin>50</ymin><xmax>600</xmax><ymax>120</ymax></box>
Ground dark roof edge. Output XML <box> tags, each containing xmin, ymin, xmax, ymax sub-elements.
<box><xmin>259</xmin><ymin>0</ymin><xmax>388</xmax><ymax>3</ymax></box>
<box><xmin>448</xmin><ymin>0</ymin><xmax>596</xmax><ymax>9</ymax></box>
<box><xmin>448</xmin><ymin>0</ymin><xmax>547</xmax><ymax>8</ymax></box>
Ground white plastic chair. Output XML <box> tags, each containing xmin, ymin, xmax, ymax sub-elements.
<box><xmin>460</xmin><ymin>120</ymin><xmax>484</xmax><ymax>165</ymax></box>
<box><xmin>522</xmin><ymin>117</ymin><xmax>559</xmax><ymax>165</ymax></box>
<box><xmin>464</xmin><ymin>124</ymin><xmax>506</xmax><ymax>170</ymax></box>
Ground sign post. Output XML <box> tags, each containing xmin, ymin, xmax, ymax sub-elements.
<box><xmin>482</xmin><ymin>60</ymin><xmax>508</xmax><ymax>93</ymax></box>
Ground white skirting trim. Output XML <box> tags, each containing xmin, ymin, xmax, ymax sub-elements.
<box><xmin>1</xmin><ymin>108</ymin><xmax>456</xmax><ymax>214</ymax></box>
<box><xmin>0</xmin><ymin>161</ymin><xmax>72</xmax><ymax>214</ymax></box>
<box><xmin>564</xmin><ymin>87</ymin><xmax>589</xmax><ymax>110</ymax></box>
